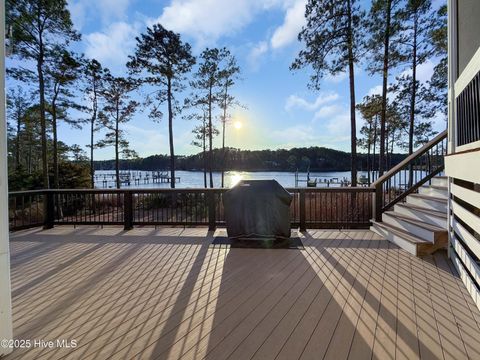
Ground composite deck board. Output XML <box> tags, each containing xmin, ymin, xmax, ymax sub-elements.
<box><xmin>5</xmin><ymin>226</ymin><xmax>480</xmax><ymax>360</ymax></box>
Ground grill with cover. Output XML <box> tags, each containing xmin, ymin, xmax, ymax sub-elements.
<box><xmin>223</xmin><ymin>180</ymin><xmax>293</xmax><ymax>247</ymax></box>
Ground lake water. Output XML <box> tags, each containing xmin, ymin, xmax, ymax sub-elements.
<box><xmin>94</xmin><ymin>169</ymin><xmax>383</xmax><ymax>189</ymax></box>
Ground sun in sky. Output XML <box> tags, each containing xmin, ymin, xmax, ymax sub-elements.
<box><xmin>234</xmin><ymin>121</ymin><xmax>243</xmax><ymax>130</ymax></box>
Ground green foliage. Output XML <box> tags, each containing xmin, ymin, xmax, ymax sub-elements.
<box><xmin>128</xmin><ymin>23</ymin><xmax>195</xmax><ymax>188</ymax></box>
<box><xmin>82</xmin><ymin>58</ymin><xmax>110</xmax><ymax>188</ymax></box>
<box><xmin>292</xmin><ymin>0</ymin><xmax>364</xmax><ymax>89</ymax></box>
<box><xmin>292</xmin><ymin>0</ymin><xmax>363</xmax><ymax>185</ymax></box>
<box><xmin>127</xmin><ymin>23</ymin><xmax>195</xmax><ymax>120</ymax></box>
<box><xmin>94</xmin><ymin>146</ymin><xmax>408</xmax><ymax>173</ymax></box>
<box><xmin>7</xmin><ymin>0</ymin><xmax>80</xmax><ymax>188</ymax></box>
<box><xmin>53</xmin><ymin>161</ymin><xmax>91</xmax><ymax>189</ymax></box>
<box><xmin>8</xmin><ymin>168</ymin><xmax>43</xmax><ymax>191</ymax></box>
<box><xmin>98</xmin><ymin>74</ymin><xmax>140</xmax><ymax>188</ymax></box>
<box><xmin>8</xmin><ymin>161</ymin><xmax>90</xmax><ymax>191</ymax></box>
<box><xmin>188</xmin><ymin>47</ymin><xmax>235</xmax><ymax>187</ymax></box>
<box><xmin>364</xmin><ymin>0</ymin><xmax>405</xmax><ymax>75</ymax></box>
<box><xmin>6</xmin><ymin>0</ymin><xmax>80</xmax><ymax>61</ymax></box>
<box><xmin>427</xmin><ymin>4</ymin><xmax>447</xmax><ymax>117</ymax></box>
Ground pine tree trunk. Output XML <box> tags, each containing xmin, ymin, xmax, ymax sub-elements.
<box><xmin>167</xmin><ymin>77</ymin><xmax>175</xmax><ymax>189</ymax></box>
<box><xmin>221</xmin><ymin>119</ymin><xmax>225</xmax><ymax>188</ymax></box>
<box><xmin>52</xmin><ymin>106</ymin><xmax>59</xmax><ymax>189</ymax></box>
<box><xmin>203</xmin><ymin>114</ymin><xmax>207</xmax><ymax>188</ymax></box>
<box><xmin>37</xmin><ymin>46</ymin><xmax>49</xmax><ymax>188</ymax></box>
<box><xmin>115</xmin><ymin>101</ymin><xmax>120</xmax><ymax>190</ymax></box>
<box><xmin>347</xmin><ymin>0</ymin><xmax>357</xmax><ymax>187</ymax></box>
<box><xmin>15</xmin><ymin>114</ymin><xmax>21</xmax><ymax>170</ymax></box>
<box><xmin>90</xmin><ymin>79</ymin><xmax>97</xmax><ymax>189</ymax></box>
<box><xmin>221</xmin><ymin>82</ymin><xmax>229</xmax><ymax>188</ymax></box>
<box><xmin>373</xmin><ymin>115</ymin><xmax>378</xmax><ymax>181</ymax></box>
<box><xmin>367</xmin><ymin>122</ymin><xmax>372</xmax><ymax>185</ymax></box>
<box><xmin>90</xmin><ymin>118</ymin><xmax>95</xmax><ymax>189</ymax></box>
<box><xmin>208</xmin><ymin>84</ymin><xmax>214</xmax><ymax>188</ymax></box>
<box><xmin>203</xmin><ymin>137</ymin><xmax>207</xmax><ymax>188</ymax></box>
<box><xmin>379</xmin><ymin>0</ymin><xmax>392</xmax><ymax>176</ymax></box>
<box><xmin>408</xmin><ymin>11</ymin><xmax>418</xmax><ymax>187</ymax></box>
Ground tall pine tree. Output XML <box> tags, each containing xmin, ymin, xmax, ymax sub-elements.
<box><xmin>218</xmin><ymin>51</ymin><xmax>241</xmax><ymax>188</ymax></box>
<box><xmin>292</xmin><ymin>0</ymin><xmax>364</xmax><ymax>186</ymax></box>
<box><xmin>365</xmin><ymin>0</ymin><xmax>404</xmax><ymax>175</ymax></box>
<box><xmin>189</xmin><ymin>48</ymin><xmax>229</xmax><ymax>188</ymax></box>
<box><xmin>83</xmin><ymin>59</ymin><xmax>108</xmax><ymax>189</ymax></box>
<box><xmin>127</xmin><ymin>24</ymin><xmax>195</xmax><ymax>188</ymax></box>
<box><xmin>6</xmin><ymin>0</ymin><xmax>79</xmax><ymax>188</ymax></box>
<box><xmin>98</xmin><ymin>74</ymin><xmax>139</xmax><ymax>189</ymax></box>
<box><xmin>45</xmin><ymin>48</ymin><xmax>84</xmax><ymax>189</ymax></box>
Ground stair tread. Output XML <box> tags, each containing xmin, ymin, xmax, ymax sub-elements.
<box><xmin>384</xmin><ymin>211</ymin><xmax>446</xmax><ymax>232</ymax></box>
<box><xmin>372</xmin><ymin>221</ymin><xmax>431</xmax><ymax>245</ymax></box>
<box><xmin>428</xmin><ymin>185</ymin><xmax>448</xmax><ymax>190</ymax></box>
<box><xmin>395</xmin><ymin>203</ymin><xmax>447</xmax><ymax>219</ymax></box>
<box><xmin>409</xmin><ymin>193</ymin><xmax>448</xmax><ymax>203</ymax></box>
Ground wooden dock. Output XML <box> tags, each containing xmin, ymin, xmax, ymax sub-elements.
<box><xmin>95</xmin><ymin>171</ymin><xmax>180</xmax><ymax>188</ymax></box>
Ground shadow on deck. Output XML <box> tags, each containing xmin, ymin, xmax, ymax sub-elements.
<box><xmin>6</xmin><ymin>226</ymin><xmax>480</xmax><ymax>359</ymax></box>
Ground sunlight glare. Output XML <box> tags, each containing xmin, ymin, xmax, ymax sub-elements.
<box><xmin>230</xmin><ymin>172</ymin><xmax>243</xmax><ymax>186</ymax></box>
<box><xmin>234</xmin><ymin>121</ymin><xmax>242</xmax><ymax>130</ymax></box>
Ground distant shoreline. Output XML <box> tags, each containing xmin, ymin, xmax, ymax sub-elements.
<box><xmin>93</xmin><ymin>146</ymin><xmax>408</xmax><ymax>173</ymax></box>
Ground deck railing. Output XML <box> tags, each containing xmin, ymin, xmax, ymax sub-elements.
<box><xmin>8</xmin><ymin>187</ymin><xmax>374</xmax><ymax>231</ymax></box>
<box><xmin>456</xmin><ymin>70</ymin><xmax>480</xmax><ymax>147</ymax></box>
<box><xmin>371</xmin><ymin>130</ymin><xmax>448</xmax><ymax>221</ymax></box>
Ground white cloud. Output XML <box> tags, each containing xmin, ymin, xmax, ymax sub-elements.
<box><xmin>97</xmin><ymin>0</ymin><xmax>130</xmax><ymax>22</ymax></box>
<box><xmin>270</xmin><ymin>125</ymin><xmax>318</xmax><ymax>145</ymax></box>
<box><xmin>367</xmin><ymin>85</ymin><xmax>383</xmax><ymax>96</ymax></box>
<box><xmin>248</xmin><ymin>41</ymin><xmax>269</xmax><ymax>70</ymax></box>
<box><xmin>270</xmin><ymin>0</ymin><xmax>306</xmax><ymax>49</ymax></box>
<box><xmin>314</xmin><ymin>104</ymin><xmax>343</xmax><ymax>119</ymax></box>
<box><xmin>415</xmin><ymin>60</ymin><xmax>436</xmax><ymax>83</ymax></box>
<box><xmin>326</xmin><ymin>111</ymin><xmax>350</xmax><ymax>136</ymax></box>
<box><xmin>398</xmin><ymin>59</ymin><xmax>436</xmax><ymax>84</ymax></box>
<box><xmin>285</xmin><ymin>92</ymin><xmax>339</xmax><ymax>112</ymax></box>
<box><xmin>84</xmin><ymin>21</ymin><xmax>140</xmax><ymax>71</ymax></box>
<box><xmin>269</xmin><ymin>123</ymin><xmax>352</xmax><ymax>151</ymax></box>
<box><xmin>68</xmin><ymin>1</ymin><xmax>86</xmax><ymax>30</ymax></box>
<box><xmin>153</xmin><ymin>0</ymin><xmax>283</xmax><ymax>47</ymax></box>
<box><xmin>68</xmin><ymin>0</ymin><xmax>131</xmax><ymax>30</ymax></box>
<box><xmin>122</xmin><ymin>123</ymin><xmax>169</xmax><ymax>156</ymax></box>
<box><xmin>325</xmin><ymin>71</ymin><xmax>348</xmax><ymax>84</ymax></box>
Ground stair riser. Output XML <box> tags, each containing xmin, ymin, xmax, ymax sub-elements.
<box><xmin>383</xmin><ymin>214</ymin><xmax>436</xmax><ymax>242</ymax></box>
<box><xmin>407</xmin><ymin>197</ymin><xmax>448</xmax><ymax>212</ymax></box>
<box><xmin>431</xmin><ymin>177</ymin><xmax>448</xmax><ymax>187</ymax></box>
<box><xmin>371</xmin><ymin>223</ymin><xmax>418</xmax><ymax>256</ymax></box>
<box><xmin>418</xmin><ymin>187</ymin><xmax>448</xmax><ymax>198</ymax></box>
<box><xmin>394</xmin><ymin>205</ymin><xmax>447</xmax><ymax>228</ymax></box>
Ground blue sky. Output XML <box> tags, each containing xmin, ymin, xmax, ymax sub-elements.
<box><xmin>10</xmin><ymin>0</ymin><xmax>446</xmax><ymax>160</ymax></box>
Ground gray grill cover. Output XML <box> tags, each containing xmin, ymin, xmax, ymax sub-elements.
<box><xmin>223</xmin><ymin>180</ymin><xmax>292</xmax><ymax>239</ymax></box>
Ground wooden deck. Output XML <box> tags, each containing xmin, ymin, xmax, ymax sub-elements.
<box><xmin>6</xmin><ymin>226</ymin><xmax>480</xmax><ymax>360</ymax></box>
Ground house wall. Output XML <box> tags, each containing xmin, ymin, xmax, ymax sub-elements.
<box><xmin>0</xmin><ymin>0</ymin><xmax>13</xmax><ymax>355</ymax></box>
<box><xmin>0</xmin><ymin>1</ymin><xmax>13</xmax><ymax>354</ymax></box>
<box><xmin>447</xmin><ymin>0</ymin><xmax>480</xmax><ymax>311</ymax></box>
<box><xmin>457</xmin><ymin>0</ymin><xmax>480</xmax><ymax>76</ymax></box>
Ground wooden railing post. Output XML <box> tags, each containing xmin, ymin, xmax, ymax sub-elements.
<box><xmin>373</xmin><ymin>183</ymin><xmax>383</xmax><ymax>222</ymax></box>
<box><xmin>124</xmin><ymin>191</ymin><xmax>133</xmax><ymax>230</ymax></box>
<box><xmin>299</xmin><ymin>189</ymin><xmax>306</xmax><ymax>232</ymax></box>
<box><xmin>207</xmin><ymin>191</ymin><xmax>216</xmax><ymax>231</ymax></box>
<box><xmin>43</xmin><ymin>191</ymin><xmax>54</xmax><ymax>229</ymax></box>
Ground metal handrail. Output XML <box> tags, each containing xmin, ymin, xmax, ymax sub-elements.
<box><xmin>371</xmin><ymin>129</ymin><xmax>448</xmax><ymax>221</ymax></box>
<box><xmin>371</xmin><ymin>130</ymin><xmax>447</xmax><ymax>188</ymax></box>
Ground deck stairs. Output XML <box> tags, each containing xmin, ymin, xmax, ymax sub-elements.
<box><xmin>371</xmin><ymin>176</ymin><xmax>448</xmax><ymax>256</ymax></box>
